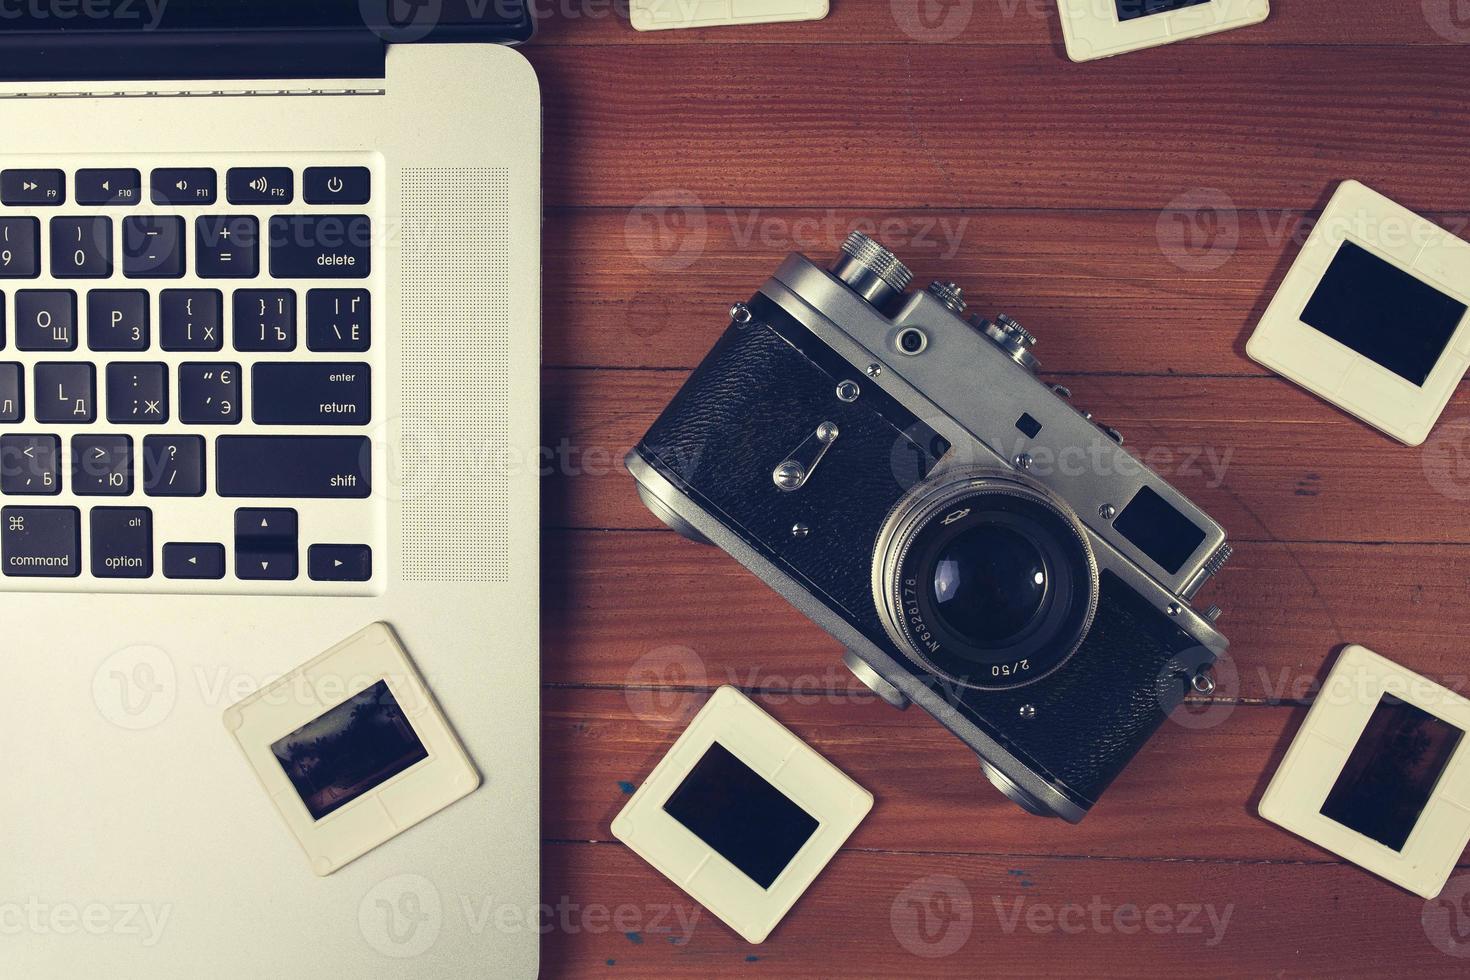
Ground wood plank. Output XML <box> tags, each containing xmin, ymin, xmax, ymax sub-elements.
<box><xmin>526</xmin><ymin>44</ymin><xmax>1470</xmax><ymax>211</ymax></box>
<box><xmin>544</xmin><ymin>207</ymin><xmax>1470</xmax><ymax>375</ymax></box>
<box><xmin>544</xmin><ymin>687</ymin><xmax>1311</xmax><ymax>860</ymax></box>
<box><xmin>543</xmin><ymin>368</ymin><xmax>1470</xmax><ymax>544</ymax></box>
<box><xmin>528</xmin><ymin>0</ymin><xmax>1466</xmax><ymax>46</ymax></box>
<box><xmin>543</xmin><ymin>530</ymin><xmax>1470</xmax><ymax>701</ymax></box>
<box><xmin>541</xmin><ymin>841</ymin><xmax>1463</xmax><ymax>977</ymax></box>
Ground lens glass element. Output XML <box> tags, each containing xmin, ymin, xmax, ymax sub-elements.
<box><xmin>931</xmin><ymin>525</ymin><xmax>1047</xmax><ymax>646</ymax></box>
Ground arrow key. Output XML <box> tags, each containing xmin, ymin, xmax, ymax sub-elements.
<box><xmin>235</xmin><ymin>507</ymin><xmax>297</xmax><ymax>580</ymax></box>
<box><xmin>163</xmin><ymin>542</ymin><xmax>225</xmax><ymax>580</ymax></box>
<box><xmin>308</xmin><ymin>544</ymin><xmax>371</xmax><ymax>582</ymax></box>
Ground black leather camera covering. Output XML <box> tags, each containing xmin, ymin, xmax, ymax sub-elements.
<box><xmin>638</xmin><ymin>299</ymin><xmax>1205</xmax><ymax>811</ymax></box>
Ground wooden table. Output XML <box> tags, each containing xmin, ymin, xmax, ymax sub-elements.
<box><xmin>524</xmin><ymin>3</ymin><xmax>1470</xmax><ymax>975</ymax></box>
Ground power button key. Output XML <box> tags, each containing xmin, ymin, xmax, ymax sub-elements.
<box><xmin>304</xmin><ymin>167</ymin><xmax>371</xmax><ymax>205</ymax></box>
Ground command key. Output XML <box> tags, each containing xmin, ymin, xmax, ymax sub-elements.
<box><xmin>2</xmin><ymin>506</ymin><xmax>80</xmax><ymax>577</ymax></box>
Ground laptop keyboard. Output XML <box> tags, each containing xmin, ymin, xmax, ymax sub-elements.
<box><xmin>0</xmin><ymin>155</ymin><xmax>385</xmax><ymax>595</ymax></box>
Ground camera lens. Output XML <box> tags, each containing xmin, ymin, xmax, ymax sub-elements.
<box><xmin>874</xmin><ymin>470</ymin><xmax>1098</xmax><ymax>690</ymax></box>
<box><xmin>930</xmin><ymin>524</ymin><xmax>1047</xmax><ymax>646</ymax></box>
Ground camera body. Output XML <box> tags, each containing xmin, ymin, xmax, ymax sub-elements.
<box><xmin>628</xmin><ymin>234</ymin><xmax>1232</xmax><ymax>822</ymax></box>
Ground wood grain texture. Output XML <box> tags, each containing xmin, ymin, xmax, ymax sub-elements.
<box><xmin>526</xmin><ymin>45</ymin><xmax>1470</xmax><ymax>211</ymax></box>
<box><xmin>531</xmin><ymin>3</ymin><xmax>1470</xmax><ymax>975</ymax></box>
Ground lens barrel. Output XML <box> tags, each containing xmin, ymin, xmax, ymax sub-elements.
<box><xmin>873</xmin><ymin>469</ymin><xmax>1099</xmax><ymax>691</ymax></box>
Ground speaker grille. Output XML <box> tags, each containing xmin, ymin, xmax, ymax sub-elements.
<box><xmin>399</xmin><ymin>168</ymin><xmax>511</xmax><ymax>583</ymax></box>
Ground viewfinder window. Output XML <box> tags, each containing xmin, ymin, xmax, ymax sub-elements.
<box><xmin>1113</xmin><ymin>485</ymin><xmax>1207</xmax><ymax>575</ymax></box>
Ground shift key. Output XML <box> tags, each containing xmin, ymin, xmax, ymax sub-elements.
<box><xmin>217</xmin><ymin>436</ymin><xmax>370</xmax><ymax>498</ymax></box>
<box><xmin>269</xmin><ymin>214</ymin><xmax>371</xmax><ymax>279</ymax></box>
<box><xmin>253</xmin><ymin>363</ymin><xmax>370</xmax><ymax>425</ymax></box>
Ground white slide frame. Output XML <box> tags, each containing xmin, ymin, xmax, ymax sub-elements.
<box><xmin>1247</xmin><ymin>180</ymin><xmax>1470</xmax><ymax>446</ymax></box>
<box><xmin>1259</xmin><ymin>644</ymin><xmax>1470</xmax><ymax>899</ymax></box>
<box><xmin>1058</xmin><ymin>0</ymin><xmax>1270</xmax><ymax>62</ymax></box>
<box><xmin>612</xmin><ymin>685</ymin><xmax>871</xmax><ymax>943</ymax></box>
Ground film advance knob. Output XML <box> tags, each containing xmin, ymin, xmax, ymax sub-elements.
<box><xmin>832</xmin><ymin>232</ymin><xmax>914</xmax><ymax>309</ymax></box>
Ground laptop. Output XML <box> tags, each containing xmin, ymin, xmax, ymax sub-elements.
<box><xmin>0</xmin><ymin>4</ymin><xmax>541</xmax><ymax>976</ymax></box>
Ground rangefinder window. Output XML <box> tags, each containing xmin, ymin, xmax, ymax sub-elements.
<box><xmin>1113</xmin><ymin>485</ymin><xmax>1206</xmax><ymax>575</ymax></box>
<box><xmin>1300</xmin><ymin>241</ymin><xmax>1466</xmax><ymax>387</ymax></box>
<box><xmin>1320</xmin><ymin>695</ymin><xmax>1464</xmax><ymax>852</ymax></box>
<box><xmin>662</xmin><ymin>742</ymin><xmax>819</xmax><ymax>889</ymax></box>
<box><xmin>1114</xmin><ymin>0</ymin><xmax>1211</xmax><ymax>21</ymax></box>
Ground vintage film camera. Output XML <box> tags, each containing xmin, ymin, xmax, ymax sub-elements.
<box><xmin>628</xmin><ymin>233</ymin><xmax>1233</xmax><ymax>821</ymax></box>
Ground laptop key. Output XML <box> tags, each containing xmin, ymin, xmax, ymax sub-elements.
<box><xmin>1</xmin><ymin>170</ymin><xmax>64</xmax><ymax>206</ymax></box>
<box><xmin>50</xmin><ymin>217</ymin><xmax>113</xmax><ymax>278</ymax></box>
<box><xmin>142</xmin><ymin>435</ymin><xmax>204</xmax><ymax>497</ymax></box>
<box><xmin>235</xmin><ymin>507</ymin><xmax>297</xmax><ymax>580</ymax></box>
<box><xmin>0</xmin><ymin>217</ymin><xmax>40</xmax><ymax>278</ymax></box>
<box><xmin>0</xmin><ymin>363</ymin><xmax>23</xmax><ymax>422</ymax></box>
<box><xmin>303</xmin><ymin>167</ymin><xmax>370</xmax><ymax>205</ymax></box>
<box><xmin>233</xmin><ymin>290</ymin><xmax>296</xmax><ymax>351</ymax></box>
<box><xmin>151</xmin><ymin>168</ymin><xmax>217</xmax><ymax>206</ymax></box>
<box><xmin>0</xmin><ymin>435</ymin><xmax>61</xmax><ymax>495</ymax></box>
<box><xmin>87</xmin><ymin>290</ymin><xmax>150</xmax><ymax>351</ymax></box>
<box><xmin>106</xmin><ymin>362</ymin><xmax>169</xmax><ymax>424</ymax></box>
<box><xmin>227</xmin><ymin>168</ymin><xmax>293</xmax><ymax>205</ymax></box>
<box><xmin>217</xmin><ymin>436</ymin><xmax>370</xmax><ymax>498</ymax></box>
<box><xmin>75</xmin><ymin>169</ymin><xmax>142</xmax><ymax>207</ymax></box>
<box><xmin>252</xmin><ymin>363</ymin><xmax>369</xmax><ymax>425</ymax></box>
<box><xmin>306</xmin><ymin>289</ymin><xmax>370</xmax><ymax>351</ymax></box>
<box><xmin>308</xmin><ymin>544</ymin><xmax>372</xmax><ymax>582</ymax></box>
<box><xmin>196</xmin><ymin>215</ymin><xmax>259</xmax><ymax>279</ymax></box>
<box><xmin>15</xmin><ymin>290</ymin><xmax>77</xmax><ymax>350</ymax></box>
<box><xmin>159</xmin><ymin>289</ymin><xmax>222</xmax><ymax>351</ymax></box>
<box><xmin>35</xmin><ymin>363</ymin><xmax>95</xmax><ymax>423</ymax></box>
<box><xmin>179</xmin><ymin>362</ymin><xmax>241</xmax><ymax>424</ymax></box>
<box><xmin>268</xmin><ymin>215</ymin><xmax>371</xmax><ymax>279</ymax></box>
<box><xmin>163</xmin><ymin>542</ymin><xmax>225</xmax><ymax>580</ymax></box>
<box><xmin>91</xmin><ymin>507</ymin><xmax>152</xmax><ymax>578</ymax></box>
<box><xmin>1</xmin><ymin>506</ymin><xmax>80</xmax><ymax>577</ymax></box>
<box><xmin>122</xmin><ymin>216</ymin><xmax>186</xmax><ymax>279</ymax></box>
<box><xmin>71</xmin><ymin>434</ymin><xmax>133</xmax><ymax>496</ymax></box>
